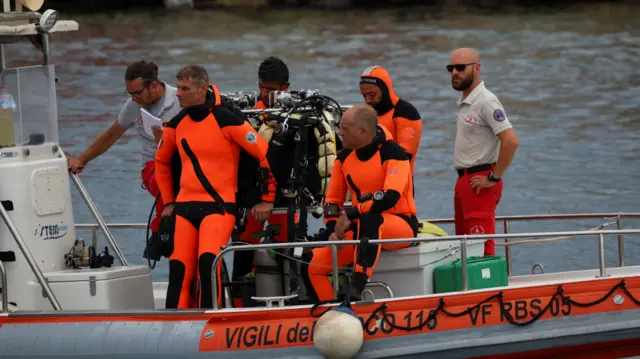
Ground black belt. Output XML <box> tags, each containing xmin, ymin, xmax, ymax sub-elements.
<box><xmin>456</xmin><ymin>163</ymin><xmax>495</xmax><ymax>177</ymax></box>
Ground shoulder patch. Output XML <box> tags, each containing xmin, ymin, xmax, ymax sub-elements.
<box><xmin>493</xmin><ymin>108</ymin><xmax>506</xmax><ymax>122</ymax></box>
<box><xmin>379</xmin><ymin>141</ymin><xmax>409</xmax><ymax>163</ymax></box>
<box><xmin>245</xmin><ymin>131</ymin><xmax>257</xmax><ymax>144</ymax></box>
<box><xmin>336</xmin><ymin>148</ymin><xmax>353</xmax><ymax>162</ymax></box>
<box><xmin>392</xmin><ymin>99</ymin><xmax>421</xmax><ymax>121</ymax></box>
<box><xmin>212</xmin><ymin>106</ymin><xmax>245</xmax><ymax>129</ymax></box>
<box><xmin>164</xmin><ymin>108</ymin><xmax>189</xmax><ymax>129</ymax></box>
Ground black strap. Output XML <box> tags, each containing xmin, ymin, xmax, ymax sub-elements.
<box><xmin>456</xmin><ymin>163</ymin><xmax>494</xmax><ymax>177</ymax></box>
<box><xmin>180</xmin><ymin>138</ymin><xmax>227</xmax><ymax>209</ymax></box>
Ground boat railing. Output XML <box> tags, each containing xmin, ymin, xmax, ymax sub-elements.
<box><xmin>70</xmin><ymin>174</ymin><xmax>128</xmax><ymax>266</ymax></box>
<box><xmin>209</xmin><ymin>228</ymin><xmax>640</xmax><ymax>310</ymax></box>
<box><xmin>0</xmin><ymin>259</ymin><xmax>7</xmax><ymax>312</ymax></box>
<box><xmin>74</xmin><ymin>212</ymin><xmax>640</xmax><ymax>278</ymax></box>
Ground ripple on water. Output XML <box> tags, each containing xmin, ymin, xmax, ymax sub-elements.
<box><xmin>6</xmin><ymin>3</ymin><xmax>640</xmax><ymax>280</ymax></box>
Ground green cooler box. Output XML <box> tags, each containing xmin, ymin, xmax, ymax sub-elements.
<box><xmin>433</xmin><ymin>256</ymin><xmax>508</xmax><ymax>294</ymax></box>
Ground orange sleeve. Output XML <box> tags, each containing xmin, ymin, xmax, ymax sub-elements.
<box><xmin>222</xmin><ymin>122</ymin><xmax>277</xmax><ymax>203</ymax></box>
<box><xmin>344</xmin><ymin>147</ymin><xmax>410</xmax><ymax>220</ymax></box>
<box><xmin>323</xmin><ymin>157</ymin><xmax>348</xmax><ymax>225</ymax></box>
<box><xmin>155</xmin><ymin>126</ymin><xmax>179</xmax><ymax>205</ymax></box>
<box><xmin>394</xmin><ymin>117</ymin><xmax>422</xmax><ymax>162</ymax></box>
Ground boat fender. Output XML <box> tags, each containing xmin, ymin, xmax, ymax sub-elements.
<box><xmin>312</xmin><ymin>302</ymin><xmax>364</xmax><ymax>359</ymax></box>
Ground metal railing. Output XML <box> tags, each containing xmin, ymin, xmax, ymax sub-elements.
<box><xmin>0</xmin><ymin>173</ymin><xmax>130</xmax><ymax>312</ymax></box>
<box><xmin>75</xmin><ymin>212</ymin><xmax>640</xmax><ymax>278</ymax></box>
<box><xmin>0</xmin><ymin>260</ymin><xmax>7</xmax><ymax>313</ymax></box>
<box><xmin>70</xmin><ymin>174</ymin><xmax>128</xmax><ymax>266</ymax></box>
<box><xmin>0</xmin><ymin>198</ymin><xmax>61</xmax><ymax>310</ymax></box>
<box><xmin>428</xmin><ymin>213</ymin><xmax>638</xmax><ymax>276</ymax></box>
<box><xmin>209</xmin><ymin>228</ymin><xmax>640</xmax><ymax>310</ymax></box>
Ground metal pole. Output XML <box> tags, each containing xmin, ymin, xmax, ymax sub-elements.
<box><xmin>598</xmin><ymin>233</ymin><xmax>608</xmax><ymax>278</ymax></box>
<box><xmin>0</xmin><ymin>202</ymin><xmax>61</xmax><ymax>310</ymax></box>
<box><xmin>331</xmin><ymin>244</ymin><xmax>338</xmax><ymax>300</ymax></box>
<box><xmin>70</xmin><ymin>174</ymin><xmax>128</xmax><ymax>266</ymax></box>
<box><xmin>0</xmin><ymin>260</ymin><xmax>7</xmax><ymax>313</ymax></box>
<box><xmin>461</xmin><ymin>235</ymin><xmax>468</xmax><ymax>291</ymax></box>
<box><xmin>91</xmin><ymin>226</ymin><xmax>98</xmax><ymax>249</ymax></box>
<box><xmin>616</xmin><ymin>215</ymin><xmax>625</xmax><ymax>267</ymax></box>
<box><xmin>0</xmin><ymin>45</ymin><xmax>5</xmax><ymax>71</ymax></box>
<box><xmin>504</xmin><ymin>219</ymin><xmax>512</xmax><ymax>277</ymax></box>
<box><xmin>41</xmin><ymin>33</ymin><xmax>50</xmax><ymax>65</ymax></box>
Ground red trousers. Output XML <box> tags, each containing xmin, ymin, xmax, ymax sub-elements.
<box><xmin>141</xmin><ymin>160</ymin><xmax>165</xmax><ymax>233</ymax></box>
<box><xmin>454</xmin><ymin>167</ymin><xmax>503</xmax><ymax>256</ymax></box>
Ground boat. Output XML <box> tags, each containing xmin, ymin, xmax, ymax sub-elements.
<box><xmin>2</xmin><ymin>3</ymin><xmax>640</xmax><ymax>359</ymax></box>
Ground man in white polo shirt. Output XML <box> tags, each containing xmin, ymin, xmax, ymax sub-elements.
<box><xmin>448</xmin><ymin>48</ymin><xmax>519</xmax><ymax>256</ymax></box>
<box><xmin>67</xmin><ymin>61</ymin><xmax>182</xmax><ymax>255</ymax></box>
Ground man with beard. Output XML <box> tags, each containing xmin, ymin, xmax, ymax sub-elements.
<box><xmin>448</xmin><ymin>48</ymin><xmax>519</xmax><ymax>256</ymax></box>
<box><xmin>359</xmin><ymin>66</ymin><xmax>423</xmax><ymax>175</ymax></box>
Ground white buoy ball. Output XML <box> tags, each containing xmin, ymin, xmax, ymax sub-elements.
<box><xmin>313</xmin><ymin>305</ymin><xmax>364</xmax><ymax>359</ymax></box>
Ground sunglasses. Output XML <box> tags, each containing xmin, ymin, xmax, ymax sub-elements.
<box><xmin>446</xmin><ymin>63</ymin><xmax>476</xmax><ymax>73</ymax></box>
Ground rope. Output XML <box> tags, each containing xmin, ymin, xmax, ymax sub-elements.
<box><xmin>309</xmin><ymin>279</ymin><xmax>640</xmax><ymax>332</ymax></box>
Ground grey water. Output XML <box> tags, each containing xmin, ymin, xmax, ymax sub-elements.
<box><xmin>7</xmin><ymin>2</ymin><xmax>640</xmax><ymax>281</ymax></box>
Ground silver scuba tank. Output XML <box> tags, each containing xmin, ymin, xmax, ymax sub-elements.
<box><xmin>254</xmin><ymin>247</ymin><xmax>284</xmax><ymax>298</ymax></box>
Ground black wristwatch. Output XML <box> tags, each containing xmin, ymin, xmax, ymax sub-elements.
<box><xmin>487</xmin><ymin>172</ymin><xmax>501</xmax><ymax>183</ymax></box>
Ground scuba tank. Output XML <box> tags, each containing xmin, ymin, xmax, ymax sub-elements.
<box><xmin>253</xmin><ymin>225</ymin><xmax>285</xmax><ymax>299</ymax></box>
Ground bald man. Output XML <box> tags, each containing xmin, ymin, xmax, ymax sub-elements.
<box><xmin>448</xmin><ymin>48</ymin><xmax>519</xmax><ymax>256</ymax></box>
<box><xmin>302</xmin><ymin>104</ymin><xmax>419</xmax><ymax>303</ymax></box>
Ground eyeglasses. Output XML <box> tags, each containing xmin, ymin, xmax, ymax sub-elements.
<box><xmin>124</xmin><ymin>81</ymin><xmax>151</xmax><ymax>97</ymax></box>
<box><xmin>446</xmin><ymin>63</ymin><xmax>476</xmax><ymax>73</ymax></box>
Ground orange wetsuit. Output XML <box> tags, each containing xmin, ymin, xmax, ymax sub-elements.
<box><xmin>360</xmin><ymin>66</ymin><xmax>422</xmax><ymax>175</ymax></box>
<box><xmin>155</xmin><ymin>85</ymin><xmax>277</xmax><ymax>309</ymax></box>
<box><xmin>301</xmin><ymin>125</ymin><xmax>419</xmax><ymax>303</ymax></box>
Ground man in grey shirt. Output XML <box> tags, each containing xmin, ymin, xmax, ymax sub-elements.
<box><xmin>448</xmin><ymin>48</ymin><xmax>519</xmax><ymax>256</ymax></box>
<box><xmin>67</xmin><ymin>61</ymin><xmax>182</xmax><ymax>247</ymax></box>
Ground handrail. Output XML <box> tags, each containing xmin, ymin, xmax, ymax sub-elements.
<box><xmin>0</xmin><ymin>259</ymin><xmax>7</xmax><ymax>313</ymax></box>
<box><xmin>0</xmin><ymin>197</ymin><xmax>62</xmax><ymax>310</ymax></box>
<box><xmin>70</xmin><ymin>174</ymin><xmax>128</xmax><ymax>266</ymax></box>
<box><xmin>74</xmin><ymin>213</ymin><xmax>640</xmax><ymax>230</ymax></box>
<box><xmin>210</xmin><ymin>228</ymin><xmax>640</xmax><ymax>310</ymax></box>
<box><xmin>74</xmin><ymin>212</ymin><xmax>640</xmax><ymax>278</ymax></box>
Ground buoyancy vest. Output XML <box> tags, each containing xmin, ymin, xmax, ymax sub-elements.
<box><xmin>256</xmin><ymin>108</ymin><xmax>339</xmax><ymax>206</ymax></box>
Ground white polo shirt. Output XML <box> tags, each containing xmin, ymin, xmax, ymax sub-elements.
<box><xmin>453</xmin><ymin>81</ymin><xmax>512</xmax><ymax>169</ymax></box>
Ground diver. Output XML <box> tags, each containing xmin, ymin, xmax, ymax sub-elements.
<box><xmin>231</xmin><ymin>56</ymin><xmax>299</xmax><ymax>308</ymax></box>
<box><xmin>240</xmin><ymin>56</ymin><xmax>295</xmax><ymax>246</ymax></box>
<box><xmin>359</xmin><ymin>66</ymin><xmax>423</xmax><ymax>175</ymax></box>
<box><xmin>301</xmin><ymin>104</ymin><xmax>419</xmax><ymax>303</ymax></box>
<box><xmin>256</xmin><ymin>56</ymin><xmax>290</xmax><ymax>110</ymax></box>
<box><xmin>155</xmin><ymin>65</ymin><xmax>277</xmax><ymax>309</ymax></box>
<box><xmin>231</xmin><ymin>56</ymin><xmax>341</xmax><ymax>307</ymax></box>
